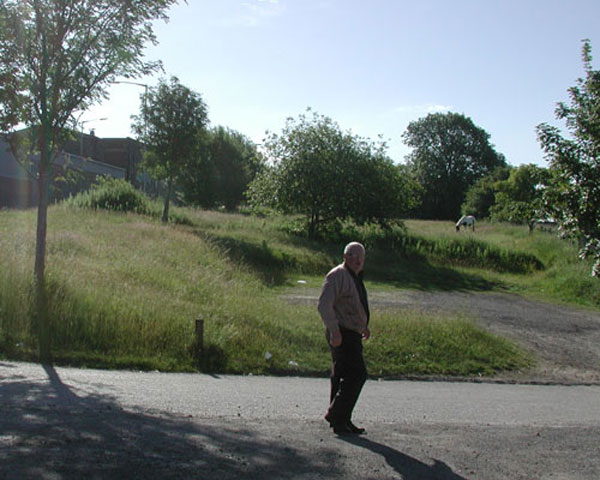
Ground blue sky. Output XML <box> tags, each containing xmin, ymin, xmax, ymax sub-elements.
<box><xmin>84</xmin><ymin>0</ymin><xmax>600</xmax><ymax>166</ymax></box>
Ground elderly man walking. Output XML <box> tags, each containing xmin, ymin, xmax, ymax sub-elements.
<box><xmin>318</xmin><ymin>242</ymin><xmax>370</xmax><ymax>435</ymax></box>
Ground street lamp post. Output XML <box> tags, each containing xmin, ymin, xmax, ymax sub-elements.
<box><xmin>113</xmin><ymin>80</ymin><xmax>149</xmax><ymax>137</ymax></box>
<box><xmin>80</xmin><ymin>117</ymin><xmax>107</xmax><ymax>156</ymax></box>
<box><xmin>113</xmin><ymin>80</ymin><xmax>150</xmax><ymax>190</ymax></box>
<box><xmin>114</xmin><ymin>80</ymin><xmax>148</xmax><ymax>94</ymax></box>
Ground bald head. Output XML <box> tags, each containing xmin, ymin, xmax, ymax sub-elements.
<box><xmin>343</xmin><ymin>242</ymin><xmax>365</xmax><ymax>274</ymax></box>
<box><xmin>344</xmin><ymin>242</ymin><xmax>364</xmax><ymax>255</ymax></box>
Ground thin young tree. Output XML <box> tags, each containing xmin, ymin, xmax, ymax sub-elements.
<box><xmin>131</xmin><ymin>76</ymin><xmax>208</xmax><ymax>223</ymax></box>
<box><xmin>0</xmin><ymin>0</ymin><xmax>181</xmax><ymax>360</ymax></box>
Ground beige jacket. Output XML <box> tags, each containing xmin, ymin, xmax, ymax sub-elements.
<box><xmin>317</xmin><ymin>264</ymin><xmax>368</xmax><ymax>336</ymax></box>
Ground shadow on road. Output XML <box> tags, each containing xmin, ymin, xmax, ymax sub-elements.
<box><xmin>0</xmin><ymin>364</ymin><xmax>338</xmax><ymax>479</ymax></box>
<box><xmin>340</xmin><ymin>435</ymin><xmax>467</xmax><ymax>480</ymax></box>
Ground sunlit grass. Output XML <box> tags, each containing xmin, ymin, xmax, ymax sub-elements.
<box><xmin>404</xmin><ymin>218</ymin><xmax>599</xmax><ymax>307</ymax></box>
<box><xmin>0</xmin><ymin>205</ymin><xmax>537</xmax><ymax>375</ymax></box>
<box><xmin>368</xmin><ymin>310</ymin><xmax>531</xmax><ymax>376</ymax></box>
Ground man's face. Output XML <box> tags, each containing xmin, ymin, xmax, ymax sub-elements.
<box><xmin>344</xmin><ymin>247</ymin><xmax>365</xmax><ymax>274</ymax></box>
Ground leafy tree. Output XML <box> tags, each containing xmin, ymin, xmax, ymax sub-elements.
<box><xmin>247</xmin><ymin>110</ymin><xmax>418</xmax><ymax>238</ymax></box>
<box><xmin>0</xmin><ymin>0</ymin><xmax>179</xmax><ymax>360</ymax></box>
<box><xmin>490</xmin><ymin>164</ymin><xmax>550</xmax><ymax>232</ymax></box>
<box><xmin>461</xmin><ymin>166</ymin><xmax>511</xmax><ymax>219</ymax></box>
<box><xmin>0</xmin><ymin>9</ymin><xmax>24</xmax><ymax>132</ymax></box>
<box><xmin>403</xmin><ymin>112</ymin><xmax>507</xmax><ymax>220</ymax></box>
<box><xmin>132</xmin><ymin>76</ymin><xmax>208</xmax><ymax>223</ymax></box>
<box><xmin>537</xmin><ymin>39</ymin><xmax>600</xmax><ymax>276</ymax></box>
<box><xmin>180</xmin><ymin>126</ymin><xmax>263</xmax><ymax>210</ymax></box>
<box><xmin>395</xmin><ymin>163</ymin><xmax>424</xmax><ymax>218</ymax></box>
<box><xmin>345</xmin><ymin>146</ymin><xmax>420</xmax><ymax>226</ymax></box>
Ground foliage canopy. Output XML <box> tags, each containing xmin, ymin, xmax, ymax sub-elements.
<box><xmin>132</xmin><ymin>76</ymin><xmax>208</xmax><ymax>222</ymax></box>
<box><xmin>537</xmin><ymin>39</ymin><xmax>600</xmax><ymax>276</ymax></box>
<box><xmin>490</xmin><ymin>164</ymin><xmax>550</xmax><ymax>231</ymax></box>
<box><xmin>461</xmin><ymin>166</ymin><xmax>511</xmax><ymax>219</ymax></box>
<box><xmin>179</xmin><ymin>126</ymin><xmax>264</xmax><ymax>211</ymax></box>
<box><xmin>403</xmin><ymin>112</ymin><xmax>507</xmax><ymax>220</ymax></box>
<box><xmin>247</xmin><ymin>110</ymin><xmax>419</xmax><ymax>238</ymax></box>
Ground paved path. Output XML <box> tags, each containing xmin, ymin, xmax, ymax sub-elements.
<box><xmin>1</xmin><ymin>361</ymin><xmax>599</xmax><ymax>479</ymax></box>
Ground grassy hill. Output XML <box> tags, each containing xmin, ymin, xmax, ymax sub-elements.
<box><xmin>403</xmin><ymin>219</ymin><xmax>600</xmax><ymax>306</ymax></box>
<box><xmin>1</xmin><ymin>204</ymin><xmax>597</xmax><ymax>376</ymax></box>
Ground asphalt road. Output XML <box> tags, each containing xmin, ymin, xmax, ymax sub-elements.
<box><xmin>1</xmin><ymin>361</ymin><xmax>599</xmax><ymax>479</ymax></box>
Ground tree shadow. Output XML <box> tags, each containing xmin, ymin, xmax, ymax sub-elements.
<box><xmin>0</xmin><ymin>364</ymin><xmax>338</xmax><ymax>479</ymax></box>
<box><xmin>0</xmin><ymin>361</ymin><xmax>19</xmax><ymax>368</ymax></box>
<box><xmin>340</xmin><ymin>435</ymin><xmax>468</xmax><ymax>480</ymax></box>
<box><xmin>367</xmin><ymin>257</ymin><xmax>503</xmax><ymax>292</ymax></box>
<box><xmin>199</xmin><ymin>229</ymin><xmax>502</xmax><ymax>292</ymax></box>
<box><xmin>199</xmin><ymin>233</ymin><xmax>293</xmax><ymax>285</ymax></box>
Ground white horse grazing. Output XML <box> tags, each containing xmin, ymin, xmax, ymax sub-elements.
<box><xmin>456</xmin><ymin>215</ymin><xmax>476</xmax><ymax>232</ymax></box>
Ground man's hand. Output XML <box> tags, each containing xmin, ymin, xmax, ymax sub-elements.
<box><xmin>329</xmin><ymin>330</ymin><xmax>342</xmax><ymax>347</ymax></box>
<box><xmin>362</xmin><ymin>327</ymin><xmax>370</xmax><ymax>340</ymax></box>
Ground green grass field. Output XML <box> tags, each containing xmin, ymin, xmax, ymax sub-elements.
<box><xmin>1</xmin><ymin>204</ymin><xmax>597</xmax><ymax>376</ymax></box>
<box><xmin>403</xmin><ymin>219</ymin><xmax>600</xmax><ymax>306</ymax></box>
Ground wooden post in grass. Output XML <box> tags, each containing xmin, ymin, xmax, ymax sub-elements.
<box><xmin>195</xmin><ymin>317</ymin><xmax>204</xmax><ymax>361</ymax></box>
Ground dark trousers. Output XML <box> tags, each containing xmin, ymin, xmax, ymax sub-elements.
<box><xmin>326</xmin><ymin>328</ymin><xmax>367</xmax><ymax>424</ymax></box>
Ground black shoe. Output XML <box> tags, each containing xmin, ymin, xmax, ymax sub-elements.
<box><xmin>346</xmin><ymin>421</ymin><xmax>365</xmax><ymax>434</ymax></box>
<box><xmin>324</xmin><ymin>413</ymin><xmax>334</xmax><ymax>427</ymax></box>
<box><xmin>332</xmin><ymin>423</ymin><xmax>354</xmax><ymax>435</ymax></box>
<box><xmin>325</xmin><ymin>414</ymin><xmax>353</xmax><ymax>435</ymax></box>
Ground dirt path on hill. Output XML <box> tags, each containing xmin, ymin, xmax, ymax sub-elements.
<box><xmin>284</xmin><ymin>289</ymin><xmax>600</xmax><ymax>385</ymax></box>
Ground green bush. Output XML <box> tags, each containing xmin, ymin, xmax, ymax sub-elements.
<box><xmin>65</xmin><ymin>176</ymin><xmax>150</xmax><ymax>214</ymax></box>
<box><xmin>64</xmin><ymin>177</ymin><xmax>195</xmax><ymax>225</ymax></box>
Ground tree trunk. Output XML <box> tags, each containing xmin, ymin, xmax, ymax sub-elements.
<box><xmin>308</xmin><ymin>211</ymin><xmax>318</xmax><ymax>240</ymax></box>
<box><xmin>162</xmin><ymin>177</ymin><xmax>172</xmax><ymax>223</ymax></box>
<box><xmin>34</xmin><ymin>138</ymin><xmax>51</xmax><ymax>363</ymax></box>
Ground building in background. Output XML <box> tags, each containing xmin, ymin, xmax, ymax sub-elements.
<box><xmin>0</xmin><ymin>129</ymin><xmax>148</xmax><ymax>208</ymax></box>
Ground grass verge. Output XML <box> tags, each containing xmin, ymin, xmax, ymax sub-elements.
<box><xmin>6</xmin><ymin>204</ymin><xmax>598</xmax><ymax>376</ymax></box>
